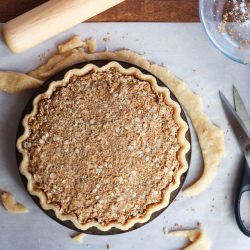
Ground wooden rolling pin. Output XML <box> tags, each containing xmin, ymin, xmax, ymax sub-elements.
<box><xmin>2</xmin><ymin>0</ymin><xmax>124</xmax><ymax>54</ymax></box>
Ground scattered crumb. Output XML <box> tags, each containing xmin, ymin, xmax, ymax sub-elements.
<box><xmin>103</xmin><ymin>36</ymin><xmax>110</xmax><ymax>43</ymax></box>
<box><xmin>218</xmin><ymin>22</ymin><xmax>226</xmax><ymax>33</ymax></box>
<box><xmin>1</xmin><ymin>192</ymin><xmax>28</xmax><ymax>213</ymax></box>
<box><xmin>193</xmin><ymin>69</ymin><xmax>196</xmax><ymax>72</ymax></box>
<box><xmin>169</xmin><ymin>223</ymin><xmax>184</xmax><ymax>231</ymax></box>
<box><xmin>197</xmin><ymin>222</ymin><xmax>201</xmax><ymax>228</ymax></box>
<box><xmin>38</xmin><ymin>53</ymin><xmax>47</xmax><ymax>63</ymax></box>
<box><xmin>106</xmin><ymin>243</ymin><xmax>111</xmax><ymax>250</ymax></box>
<box><xmin>191</xmin><ymin>207</ymin><xmax>196</xmax><ymax>212</ymax></box>
<box><xmin>218</xmin><ymin>0</ymin><xmax>250</xmax><ymax>47</ymax></box>
<box><xmin>163</xmin><ymin>226</ymin><xmax>168</xmax><ymax>235</ymax></box>
<box><xmin>72</xmin><ymin>233</ymin><xmax>86</xmax><ymax>243</ymax></box>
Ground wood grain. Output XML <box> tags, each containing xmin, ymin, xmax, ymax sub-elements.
<box><xmin>0</xmin><ymin>0</ymin><xmax>199</xmax><ymax>23</ymax></box>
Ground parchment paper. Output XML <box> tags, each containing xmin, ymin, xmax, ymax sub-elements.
<box><xmin>0</xmin><ymin>23</ymin><xmax>249</xmax><ymax>250</ymax></box>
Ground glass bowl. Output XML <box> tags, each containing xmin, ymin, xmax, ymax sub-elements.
<box><xmin>199</xmin><ymin>0</ymin><xmax>250</xmax><ymax>65</ymax></box>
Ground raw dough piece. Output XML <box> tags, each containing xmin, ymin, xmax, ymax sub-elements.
<box><xmin>168</xmin><ymin>229</ymin><xmax>211</xmax><ymax>250</ymax></box>
<box><xmin>72</xmin><ymin>233</ymin><xmax>86</xmax><ymax>243</ymax></box>
<box><xmin>1</xmin><ymin>192</ymin><xmax>29</xmax><ymax>213</ymax></box>
<box><xmin>86</xmin><ymin>38</ymin><xmax>97</xmax><ymax>53</ymax></box>
<box><xmin>0</xmin><ymin>71</ymin><xmax>42</xmax><ymax>93</ymax></box>
<box><xmin>58</xmin><ymin>36</ymin><xmax>87</xmax><ymax>54</ymax></box>
<box><xmin>1</xmin><ymin>37</ymin><xmax>226</xmax><ymax>195</ymax></box>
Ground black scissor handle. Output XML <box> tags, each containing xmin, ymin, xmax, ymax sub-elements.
<box><xmin>235</xmin><ymin>159</ymin><xmax>250</xmax><ymax>237</ymax></box>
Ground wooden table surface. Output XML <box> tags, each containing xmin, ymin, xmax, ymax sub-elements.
<box><xmin>0</xmin><ymin>0</ymin><xmax>199</xmax><ymax>23</ymax></box>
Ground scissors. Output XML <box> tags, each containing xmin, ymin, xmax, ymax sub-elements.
<box><xmin>219</xmin><ymin>87</ymin><xmax>250</xmax><ymax>237</ymax></box>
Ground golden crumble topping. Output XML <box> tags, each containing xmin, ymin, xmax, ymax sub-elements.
<box><xmin>23</xmin><ymin>67</ymin><xmax>180</xmax><ymax>226</ymax></box>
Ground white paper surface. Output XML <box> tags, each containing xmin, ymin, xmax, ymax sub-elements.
<box><xmin>0</xmin><ymin>23</ymin><xmax>250</xmax><ymax>250</ymax></box>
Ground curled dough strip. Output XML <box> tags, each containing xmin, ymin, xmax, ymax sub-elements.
<box><xmin>168</xmin><ymin>228</ymin><xmax>211</xmax><ymax>250</ymax></box>
<box><xmin>0</xmin><ymin>71</ymin><xmax>42</xmax><ymax>93</ymax></box>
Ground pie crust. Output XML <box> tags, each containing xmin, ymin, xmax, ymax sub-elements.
<box><xmin>17</xmin><ymin>62</ymin><xmax>190</xmax><ymax>231</ymax></box>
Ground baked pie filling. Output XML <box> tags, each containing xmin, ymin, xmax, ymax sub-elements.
<box><xmin>17</xmin><ymin>62</ymin><xmax>189</xmax><ymax>230</ymax></box>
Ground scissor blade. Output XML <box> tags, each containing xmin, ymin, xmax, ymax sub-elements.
<box><xmin>219</xmin><ymin>91</ymin><xmax>250</xmax><ymax>149</ymax></box>
<box><xmin>233</xmin><ymin>86</ymin><xmax>250</xmax><ymax>132</ymax></box>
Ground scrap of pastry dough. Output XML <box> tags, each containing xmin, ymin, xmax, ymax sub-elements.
<box><xmin>72</xmin><ymin>233</ymin><xmax>86</xmax><ymax>243</ymax></box>
<box><xmin>1</xmin><ymin>192</ymin><xmax>29</xmax><ymax>213</ymax></box>
<box><xmin>0</xmin><ymin>36</ymin><xmax>226</xmax><ymax>196</ymax></box>
<box><xmin>0</xmin><ymin>71</ymin><xmax>42</xmax><ymax>93</ymax></box>
<box><xmin>167</xmin><ymin>228</ymin><xmax>211</xmax><ymax>250</ymax></box>
<box><xmin>58</xmin><ymin>36</ymin><xmax>87</xmax><ymax>53</ymax></box>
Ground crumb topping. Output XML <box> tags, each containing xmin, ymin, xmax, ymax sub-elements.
<box><xmin>23</xmin><ymin>67</ymin><xmax>181</xmax><ymax>226</ymax></box>
<box><xmin>218</xmin><ymin>0</ymin><xmax>250</xmax><ymax>47</ymax></box>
